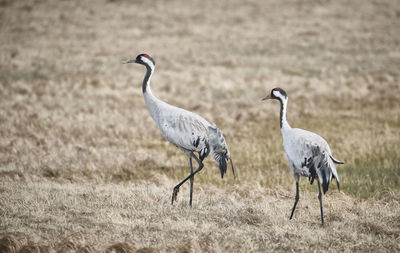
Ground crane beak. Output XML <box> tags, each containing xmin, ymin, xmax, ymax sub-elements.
<box><xmin>121</xmin><ymin>59</ymin><xmax>136</xmax><ymax>64</ymax></box>
<box><xmin>261</xmin><ymin>95</ymin><xmax>271</xmax><ymax>101</ymax></box>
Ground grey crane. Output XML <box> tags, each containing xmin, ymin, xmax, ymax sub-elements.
<box><xmin>122</xmin><ymin>53</ymin><xmax>235</xmax><ymax>206</ymax></box>
<box><xmin>262</xmin><ymin>88</ymin><xmax>343</xmax><ymax>225</ymax></box>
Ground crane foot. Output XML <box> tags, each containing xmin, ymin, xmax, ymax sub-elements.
<box><xmin>171</xmin><ymin>187</ymin><xmax>179</xmax><ymax>204</ymax></box>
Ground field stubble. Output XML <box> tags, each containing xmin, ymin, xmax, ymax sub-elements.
<box><xmin>0</xmin><ymin>0</ymin><xmax>400</xmax><ymax>252</ymax></box>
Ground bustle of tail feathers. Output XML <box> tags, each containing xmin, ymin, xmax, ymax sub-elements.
<box><xmin>208</xmin><ymin>125</ymin><xmax>231</xmax><ymax>179</ymax></box>
<box><xmin>314</xmin><ymin>153</ymin><xmax>330</xmax><ymax>193</ymax></box>
<box><xmin>308</xmin><ymin>146</ymin><xmax>341</xmax><ymax>194</ymax></box>
<box><xmin>329</xmin><ymin>156</ymin><xmax>341</xmax><ymax>191</ymax></box>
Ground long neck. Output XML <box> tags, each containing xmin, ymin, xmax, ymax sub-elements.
<box><xmin>142</xmin><ymin>65</ymin><xmax>153</xmax><ymax>93</ymax></box>
<box><xmin>279</xmin><ymin>97</ymin><xmax>291</xmax><ymax>130</ymax></box>
<box><xmin>141</xmin><ymin>65</ymin><xmax>163</xmax><ymax>124</ymax></box>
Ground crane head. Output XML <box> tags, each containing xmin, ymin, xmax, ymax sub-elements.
<box><xmin>261</xmin><ymin>87</ymin><xmax>287</xmax><ymax>101</ymax></box>
<box><xmin>122</xmin><ymin>54</ymin><xmax>155</xmax><ymax>69</ymax></box>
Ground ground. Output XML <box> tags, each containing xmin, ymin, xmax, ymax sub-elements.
<box><xmin>0</xmin><ymin>0</ymin><xmax>399</xmax><ymax>252</ymax></box>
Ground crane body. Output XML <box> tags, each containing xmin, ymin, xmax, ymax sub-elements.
<box><xmin>123</xmin><ymin>54</ymin><xmax>234</xmax><ymax>206</ymax></box>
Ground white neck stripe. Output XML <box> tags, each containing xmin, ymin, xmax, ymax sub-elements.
<box><xmin>142</xmin><ymin>57</ymin><xmax>155</xmax><ymax>70</ymax></box>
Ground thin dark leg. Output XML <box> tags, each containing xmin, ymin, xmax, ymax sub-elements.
<box><xmin>229</xmin><ymin>158</ymin><xmax>236</xmax><ymax>179</ymax></box>
<box><xmin>189</xmin><ymin>155</ymin><xmax>194</xmax><ymax>207</ymax></box>
<box><xmin>317</xmin><ymin>180</ymin><xmax>324</xmax><ymax>225</ymax></box>
<box><xmin>289</xmin><ymin>181</ymin><xmax>299</xmax><ymax>220</ymax></box>
<box><xmin>171</xmin><ymin>153</ymin><xmax>204</xmax><ymax>205</ymax></box>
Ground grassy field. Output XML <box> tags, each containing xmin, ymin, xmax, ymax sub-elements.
<box><xmin>1</xmin><ymin>0</ymin><xmax>400</xmax><ymax>252</ymax></box>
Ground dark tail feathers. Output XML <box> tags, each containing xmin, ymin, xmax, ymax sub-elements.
<box><xmin>321</xmin><ymin>168</ymin><xmax>329</xmax><ymax>194</ymax></box>
<box><xmin>219</xmin><ymin>157</ymin><xmax>227</xmax><ymax>178</ymax></box>
<box><xmin>218</xmin><ymin>157</ymin><xmax>236</xmax><ymax>179</ymax></box>
<box><xmin>330</xmin><ymin>155</ymin><xmax>344</xmax><ymax>164</ymax></box>
<box><xmin>208</xmin><ymin>125</ymin><xmax>234</xmax><ymax>179</ymax></box>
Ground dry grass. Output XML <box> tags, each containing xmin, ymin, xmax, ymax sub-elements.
<box><xmin>0</xmin><ymin>0</ymin><xmax>400</xmax><ymax>251</ymax></box>
<box><xmin>1</xmin><ymin>178</ymin><xmax>399</xmax><ymax>252</ymax></box>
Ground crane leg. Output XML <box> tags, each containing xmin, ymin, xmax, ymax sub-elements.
<box><xmin>317</xmin><ymin>180</ymin><xmax>324</xmax><ymax>225</ymax></box>
<box><xmin>189</xmin><ymin>155</ymin><xmax>194</xmax><ymax>207</ymax></box>
<box><xmin>171</xmin><ymin>153</ymin><xmax>204</xmax><ymax>205</ymax></box>
<box><xmin>289</xmin><ymin>181</ymin><xmax>299</xmax><ymax>220</ymax></box>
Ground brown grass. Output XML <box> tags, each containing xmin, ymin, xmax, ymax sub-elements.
<box><xmin>0</xmin><ymin>0</ymin><xmax>400</xmax><ymax>252</ymax></box>
<box><xmin>1</xmin><ymin>179</ymin><xmax>399</xmax><ymax>252</ymax></box>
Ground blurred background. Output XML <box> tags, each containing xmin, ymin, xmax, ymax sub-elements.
<box><xmin>1</xmin><ymin>0</ymin><xmax>398</xmax><ymax>196</ymax></box>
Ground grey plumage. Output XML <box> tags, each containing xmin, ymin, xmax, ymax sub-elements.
<box><xmin>208</xmin><ymin>125</ymin><xmax>232</xmax><ymax>178</ymax></box>
<box><xmin>263</xmin><ymin>87</ymin><xmax>343</xmax><ymax>225</ymax></box>
<box><xmin>123</xmin><ymin>53</ymin><xmax>234</xmax><ymax>206</ymax></box>
<box><xmin>284</xmin><ymin>128</ymin><xmax>340</xmax><ymax>194</ymax></box>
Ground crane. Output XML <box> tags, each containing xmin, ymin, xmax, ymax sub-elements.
<box><xmin>262</xmin><ymin>87</ymin><xmax>343</xmax><ymax>225</ymax></box>
<box><xmin>122</xmin><ymin>53</ymin><xmax>235</xmax><ymax>206</ymax></box>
